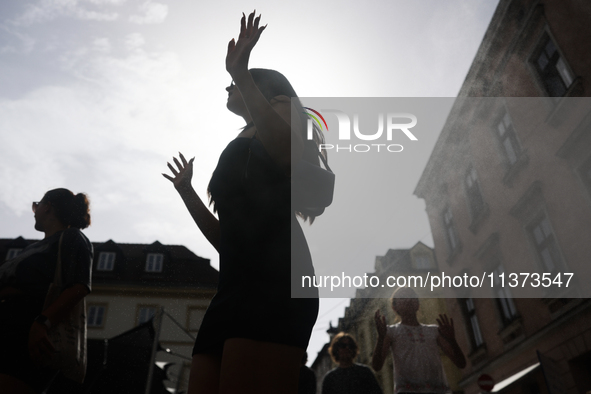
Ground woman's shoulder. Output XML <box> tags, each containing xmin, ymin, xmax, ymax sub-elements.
<box><xmin>353</xmin><ymin>363</ymin><xmax>374</xmax><ymax>372</ymax></box>
<box><xmin>269</xmin><ymin>95</ymin><xmax>291</xmax><ymax>104</ymax></box>
<box><xmin>62</xmin><ymin>228</ymin><xmax>92</xmax><ymax>250</ymax></box>
<box><xmin>421</xmin><ymin>323</ymin><xmax>440</xmax><ymax>335</ymax></box>
<box><xmin>62</xmin><ymin>227</ymin><xmax>86</xmax><ymax>239</ymax></box>
<box><xmin>421</xmin><ymin>323</ymin><xmax>439</xmax><ymax>330</ymax></box>
<box><xmin>324</xmin><ymin>367</ymin><xmax>340</xmax><ymax>378</ymax></box>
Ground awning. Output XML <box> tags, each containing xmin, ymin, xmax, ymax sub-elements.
<box><xmin>491</xmin><ymin>362</ymin><xmax>541</xmax><ymax>392</ymax></box>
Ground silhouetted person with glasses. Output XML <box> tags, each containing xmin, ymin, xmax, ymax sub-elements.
<box><xmin>0</xmin><ymin>188</ymin><xmax>93</xmax><ymax>394</ymax></box>
<box><xmin>322</xmin><ymin>333</ymin><xmax>383</xmax><ymax>394</ymax></box>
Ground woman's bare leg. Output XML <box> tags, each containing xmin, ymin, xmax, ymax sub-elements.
<box><xmin>219</xmin><ymin>338</ymin><xmax>304</xmax><ymax>394</ymax></box>
<box><xmin>187</xmin><ymin>353</ymin><xmax>221</xmax><ymax>394</ymax></box>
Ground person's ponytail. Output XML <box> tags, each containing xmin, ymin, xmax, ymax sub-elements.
<box><xmin>43</xmin><ymin>188</ymin><xmax>91</xmax><ymax>229</ymax></box>
<box><xmin>69</xmin><ymin>193</ymin><xmax>91</xmax><ymax>229</ymax></box>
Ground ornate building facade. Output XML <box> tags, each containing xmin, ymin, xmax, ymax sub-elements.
<box><xmin>414</xmin><ymin>0</ymin><xmax>591</xmax><ymax>392</ymax></box>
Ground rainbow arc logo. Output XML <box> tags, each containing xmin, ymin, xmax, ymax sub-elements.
<box><xmin>304</xmin><ymin>107</ymin><xmax>329</xmax><ymax>132</ymax></box>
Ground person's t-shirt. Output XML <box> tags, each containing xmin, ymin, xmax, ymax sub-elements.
<box><xmin>0</xmin><ymin>228</ymin><xmax>93</xmax><ymax>298</ymax></box>
<box><xmin>322</xmin><ymin>363</ymin><xmax>383</xmax><ymax>394</ymax></box>
<box><xmin>387</xmin><ymin>323</ymin><xmax>450</xmax><ymax>393</ymax></box>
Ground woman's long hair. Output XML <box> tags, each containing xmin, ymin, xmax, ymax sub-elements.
<box><xmin>250</xmin><ymin>68</ymin><xmax>327</xmax><ymax>222</ymax></box>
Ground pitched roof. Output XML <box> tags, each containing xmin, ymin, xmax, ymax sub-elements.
<box><xmin>0</xmin><ymin>237</ymin><xmax>218</xmax><ymax>289</ymax></box>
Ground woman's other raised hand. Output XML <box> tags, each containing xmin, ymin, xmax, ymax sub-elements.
<box><xmin>374</xmin><ymin>309</ymin><xmax>388</xmax><ymax>339</ymax></box>
<box><xmin>162</xmin><ymin>152</ymin><xmax>195</xmax><ymax>192</ymax></box>
<box><xmin>226</xmin><ymin>11</ymin><xmax>266</xmax><ymax>79</ymax></box>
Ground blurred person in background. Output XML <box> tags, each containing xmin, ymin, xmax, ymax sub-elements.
<box><xmin>373</xmin><ymin>287</ymin><xmax>466</xmax><ymax>394</ymax></box>
<box><xmin>322</xmin><ymin>332</ymin><xmax>383</xmax><ymax>394</ymax></box>
<box><xmin>0</xmin><ymin>188</ymin><xmax>93</xmax><ymax>394</ymax></box>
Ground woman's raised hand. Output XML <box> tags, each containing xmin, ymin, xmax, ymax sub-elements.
<box><xmin>162</xmin><ymin>152</ymin><xmax>195</xmax><ymax>192</ymax></box>
<box><xmin>374</xmin><ymin>309</ymin><xmax>388</xmax><ymax>339</ymax></box>
<box><xmin>436</xmin><ymin>313</ymin><xmax>457</xmax><ymax>343</ymax></box>
<box><xmin>226</xmin><ymin>10</ymin><xmax>266</xmax><ymax>78</ymax></box>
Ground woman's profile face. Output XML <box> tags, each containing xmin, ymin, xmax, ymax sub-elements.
<box><xmin>226</xmin><ymin>82</ymin><xmax>247</xmax><ymax>116</ymax></box>
<box><xmin>33</xmin><ymin>197</ymin><xmax>49</xmax><ymax>231</ymax></box>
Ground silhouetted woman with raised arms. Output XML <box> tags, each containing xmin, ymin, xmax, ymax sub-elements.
<box><xmin>0</xmin><ymin>188</ymin><xmax>93</xmax><ymax>394</ymax></box>
<box><xmin>163</xmin><ymin>11</ymin><xmax>322</xmax><ymax>394</ymax></box>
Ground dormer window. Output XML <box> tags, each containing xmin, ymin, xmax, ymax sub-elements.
<box><xmin>414</xmin><ymin>255</ymin><xmax>433</xmax><ymax>269</ymax></box>
<box><xmin>88</xmin><ymin>305</ymin><xmax>106</xmax><ymax>327</ymax></box>
<box><xmin>138</xmin><ymin>306</ymin><xmax>157</xmax><ymax>325</ymax></box>
<box><xmin>97</xmin><ymin>252</ymin><xmax>116</xmax><ymax>271</ymax></box>
<box><xmin>145</xmin><ymin>253</ymin><xmax>163</xmax><ymax>272</ymax></box>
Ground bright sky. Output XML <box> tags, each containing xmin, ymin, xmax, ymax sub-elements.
<box><xmin>0</xmin><ymin>0</ymin><xmax>499</xmax><ymax>365</ymax></box>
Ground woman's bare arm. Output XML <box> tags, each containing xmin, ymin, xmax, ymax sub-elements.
<box><xmin>177</xmin><ymin>186</ymin><xmax>221</xmax><ymax>253</ymax></box>
<box><xmin>226</xmin><ymin>12</ymin><xmax>304</xmax><ymax>172</ymax></box>
<box><xmin>436</xmin><ymin>314</ymin><xmax>466</xmax><ymax>369</ymax></box>
<box><xmin>29</xmin><ymin>284</ymin><xmax>89</xmax><ymax>362</ymax></box>
<box><xmin>372</xmin><ymin>309</ymin><xmax>391</xmax><ymax>371</ymax></box>
<box><xmin>163</xmin><ymin>153</ymin><xmax>221</xmax><ymax>252</ymax></box>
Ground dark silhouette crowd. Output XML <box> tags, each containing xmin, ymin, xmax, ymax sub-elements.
<box><xmin>1</xmin><ymin>10</ymin><xmax>326</xmax><ymax>394</ymax></box>
<box><xmin>0</xmin><ymin>10</ymin><xmax>466</xmax><ymax>394</ymax></box>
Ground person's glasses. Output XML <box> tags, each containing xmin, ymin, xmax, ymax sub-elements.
<box><xmin>32</xmin><ymin>201</ymin><xmax>46</xmax><ymax>212</ymax></box>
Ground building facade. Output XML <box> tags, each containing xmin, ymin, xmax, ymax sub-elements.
<box><xmin>414</xmin><ymin>0</ymin><xmax>591</xmax><ymax>393</ymax></box>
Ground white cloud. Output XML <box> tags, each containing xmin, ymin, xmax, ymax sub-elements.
<box><xmin>0</xmin><ymin>37</ymin><xmax>204</xmax><ymax>216</ymax></box>
<box><xmin>129</xmin><ymin>1</ymin><xmax>167</xmax><ymax>24</ymax></box>
<box><xmin>124</xmin><ymin>32</ymin><xmax>145</xmax><ymax>50</ymax></box>
<box><xmin>73</xmin><ymin>8</ymin><xmax>119</xmax><ymax>21</ymax></box>
<box><xmin>14</xmin><ymin>0</ymin><xmax>120</xmax><ymax>25</ymax></box>
<box><xmin>93</xmin><ymin>37</ymin><xmax>111</xmax><ymax>52</ymax></box>
<box><xmin>87</xmin><ymin>0</ymin><xmax>127</xmax><ymax>4</ymax></box>
<box><xmin>0</xmin><ymin>23</ymin><xmax>36</xmax><ymax>54</ymax></box>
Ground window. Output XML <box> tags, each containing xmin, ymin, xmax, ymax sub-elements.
<box><xmin>88</xmin><ymin>305</ymin><xmax>106</xmax><ymax>327</ymax></box>
<box><xmin>534</xmin><ymin>34</ymin><xmax>573</xmax><ymax>97</ymax></box>
<box><xmin>145</xmin><ymin>253</ymin><xmax>163</xmax><ymax>272</ymax></box>
<box><xmin>414</xmin><ymin>255</ymin><xmax>433</xmax><ymax>269</ymax></box>
<box><xmin>5</xmin><ymin>248</ymin><xmax>22</xmax><ymax>260</ymax></box>
<box><xmin>97</xmin><ymin>252</ymin><xmax>116</xmax><ymax>271</ymax></box>
<box><xmin>465</xmin><ymin>167</ymin><xmax>486</xmax><ymax>219</ymax></box>
<box><xmin>492</xmin><ymin>265</ymin><xmax>518</xmax><ymax>324</ymax></box>
<box><xmin>496</xmin><ymin>111</ymin><xmax>522</xmax><ymax>166</ymax></box>
<box><xmin>138</xmin><ymin>307</ymin><xmax>157</xmax><ymax>325</ymax></box>
<box><xmin>464</xmin><ymin>298</ymin><xmax>484</xmax><ymax>348</ymax></box>
<box><xmin>528</xmin><ymin>214</ymin><xmax>563</xmax><ymax>274</ymax></box>
<box><xmin>443</xmin><ymin>207</ymin><xmax>460</xmax><ymax>254</ymax></box>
